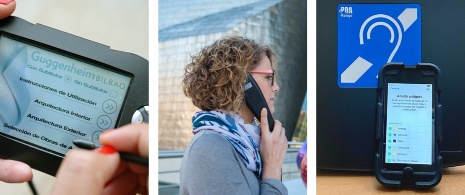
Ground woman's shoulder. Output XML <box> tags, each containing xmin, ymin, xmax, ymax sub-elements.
<box><xmin>187</xmin><ymin>131</ymin><xmax>233</xmax><ymax>152</ymax></box>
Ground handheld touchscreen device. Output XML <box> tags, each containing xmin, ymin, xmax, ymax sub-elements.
<box><xmin>244</xmin><ymin>73</ymin><xmax>275</xmax><ymax>131</ymax></box>
<box><xmin>375</xmin><ymin>63</ymin><xmax>442</xmax><ymax>188</ymax></box>
<box><xmin>0</xmin><ymin>16</ymin><xmax>148</xmax><ymax>176</ymax></box>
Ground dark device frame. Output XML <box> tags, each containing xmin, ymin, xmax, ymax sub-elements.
<box><xmin>244</xmin><ymin>73</ymin><xmax>275</xmax><ymax>131</ymax></box>
<box><xmin>0</xmin><ymin>16</ymin><xmax>148</xmax><ymax>176</ymax></box>
<box><xmin>375</xmin><ymin>63</ymin><xmax>442</xmax><ymax>188</ymax></box>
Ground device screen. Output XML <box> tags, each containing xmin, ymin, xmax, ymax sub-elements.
<box><xmin>0</xmin><ymin>35</ymin><xmax>132</xmax><ymax>156</ymax></box>
<box><xmin>385</xmin><ymin>83</ymin><xmax>433</xmax><ymax>165</ymax></box>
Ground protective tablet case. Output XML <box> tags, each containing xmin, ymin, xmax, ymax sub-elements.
<box><xmin>375</xmin><ymin>63</ymin><xmax>442</xmax><ymax>188</ymax></box>
<box><xmin>0</xmin><ymin>16</ymin><xmax>148</xmax><ymax>176</ymax></box>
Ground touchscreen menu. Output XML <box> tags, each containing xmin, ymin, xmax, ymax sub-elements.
<box><xmin>0</xmin><ymin>36</ymin><xmax>131</xmax><ymax>155</ymax></box>
<box><xmin>385</xmin><ymin>83</ymin><xmax>433</xmax><ymax>165</ymax></box>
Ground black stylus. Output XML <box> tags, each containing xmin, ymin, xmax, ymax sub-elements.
<box><xmin>72</xmin><ymin>140</ymin><xmax>148</xmax><ymax>166</ymax></box>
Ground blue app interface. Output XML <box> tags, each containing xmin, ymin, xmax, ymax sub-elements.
<box><xmin>385</xmin><ymin>83</ymin><xmax>432</xmax><ymax>165</ymax></box>
<box><xmin>0</xmin><ymin>36</ymin><xmax>131</xmax><ymax>155</ymax></box>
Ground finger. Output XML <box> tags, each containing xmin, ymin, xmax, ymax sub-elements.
<box><xmin>281</xmin><ymin>127</ymin><xmax>288</xmax><ymax>145</ymax></box>
<box><xmin>112</xmin><ymin>160</ymin><xmax>147</xmax><ymax>178</ymax></box>
<box><xmin>103</xmin><ymin>162</ymin><xmax>148</xmax><ymax>194</ymax></box>
<box><xmin>271</xmin><ymin>120</ymin><xmax>282</xmax><ymax>136</ymax></box>
<box><xmin>137</xmin><ymin>184</ymin><xmax>149</xmax><ymax>195</ymax></box>
<box><xmin>100</xmin><ymin>123</ymin><xmax>149</xmax><ymax>157</ymax></box>
<box><xmin>102</xmin><ymin>169</ymin><xmax>138</xmax><ymax>195</ymax></box>
<box><xmin>51</xmin><ymin>149</ymin><xmax>120</xmax><ymax>194</ymax></box>
<box><xmin>112</xmin><ymin>160</ymin><xmax>129</xmax><ymax>178</ymax></box>
<box><xmin>0</xmin><ymin>159</ymin><xmax>32</xmax><ymax>183</ymax></box>
<box><xmin>128</xmin><ymin>163</ymin><xmax>149</xmax><ymax>174</ymax></box>
<box><xmin>260</xmin><ymin>108</ymin><xmax>268</xmax><ymax>133</ymax></box>
<box><xmin>125</xmin><ymin>187</ymin><xmax>140</xmax><ymax>195</ymax></box>
<box><xmin>0</xmin><ymin>0</ymin><xmax>15</xmax><ymax>20</ymax></box>
<box><xmin>138</xmin><ymin>173</ymin><xmax>148</xmax><ymax>191</ymax></box>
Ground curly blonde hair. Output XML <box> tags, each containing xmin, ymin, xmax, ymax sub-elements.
<box><xmin>182</xmin><ymin>36</ymin><xmax>275</xmax><ymax>112</ymax></box>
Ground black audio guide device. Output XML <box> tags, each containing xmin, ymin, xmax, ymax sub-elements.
<box><xmin>0</xmin><ymin>16</ymin><xmax>148</xmax><ymax>176</ymax></box>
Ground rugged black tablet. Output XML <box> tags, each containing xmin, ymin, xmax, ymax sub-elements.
<box><xmin>375</xmin><ymin>63</ymin><xmax>442</xmax><ymax>188</ymax></box>
<box><xmin>0</xmin><ymin>16</ymin><xmax>148</xmax><ymax>176</ymax></box>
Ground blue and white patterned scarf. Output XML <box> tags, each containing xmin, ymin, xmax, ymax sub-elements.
<box><xmin>192</xmin><ymin>110</ymin><xmax>262</xmax><ymax>179</ymax></box>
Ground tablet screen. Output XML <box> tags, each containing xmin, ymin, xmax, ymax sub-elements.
<box><xmin>385</xmin><ymin>83</ymin><xmax>433</xmax><ymax>165</ymax></box>
<box><xmin>0</xmin><ymin>35</ymin><xmax>132</xmax><ymax>156</ymax></box>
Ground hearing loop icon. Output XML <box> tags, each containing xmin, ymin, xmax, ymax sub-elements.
<box><xmin>337</xmin><ymin>5</ymin><xmax>421</xmax><ymax>88</ymax></box>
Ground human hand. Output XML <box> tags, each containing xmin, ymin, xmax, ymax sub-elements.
<box><xmin>259</xmin><ymin>108</ymin><xmax>287</xmax><ymax>181</ymax></box>
<box><xmin>0</xmin><ymin>0</ymin><xmax>32</xmax><ymax>184</ymax></box>
<box><xmin>51</xmin><ymin>123</ymin><xmax>149</xmax><ymax>195</ymax></box>
<box><xmin>0</xmin><ymin>0</ymin><xmax>15</xmax><ymax>20</ymax></box>
<box><xmin>0</xmin><ymin>159</ymin><xmax>32</xmax><ymax>183</ymax></box>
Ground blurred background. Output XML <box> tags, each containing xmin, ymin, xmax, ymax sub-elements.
<box><xmin>0</xmin><ymin>0</ymin><xmax>147</xmax><ymax>194</ymax></box>
<box><xmin>158</xmin><ymin>0</ymin><xmax>307</xmax><ymax>194</ymax></box>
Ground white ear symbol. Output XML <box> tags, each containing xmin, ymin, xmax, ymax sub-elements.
<box><xmin>359</xmin><ymin>14</ymin><xmax>402</xmax><ymax>64</ymax></box>
<box><xmin>340</xmin><ymin>8</ymin><xmax>418</xmax><ymax>84</ymax></box>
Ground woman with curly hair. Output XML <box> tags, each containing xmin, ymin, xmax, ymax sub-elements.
<box><xmin>180</xmin><ymin>36</ymin><xmax>288</xmax><ymax>194</ymax></box>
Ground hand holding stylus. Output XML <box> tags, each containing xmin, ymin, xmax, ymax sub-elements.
<box><xmin>73</xmin><ymin>140</ymin><xmax>148</xmax><ymax>166</ymax></box>
<box><xmin>52</xmin><ymin>123</ymin><xmax>149</xmax><ymax>195</ymax></box>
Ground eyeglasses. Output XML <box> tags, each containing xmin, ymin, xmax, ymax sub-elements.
<box><xmin>248</xmin><ymin>69</ymin><xmax>275</xmax><ymax>86</ymax></box>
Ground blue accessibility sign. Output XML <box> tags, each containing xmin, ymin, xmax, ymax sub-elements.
<box><xmin>338</xmin><ymin>4</ymin><xmax>421</xmax><ymax>88</ymax></box>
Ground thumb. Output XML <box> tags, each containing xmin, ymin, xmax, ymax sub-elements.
<box><xmin>0</xmin><ymin>0</ymin><xmax>15</xmax><ymax>20</ymax></box>
<box><xmin>51</xmin><ymin>147</ymin><xmax>120</xmax><ymax>194</ymax></box>
<box><xmin>0</xmin><ymin>159</ymin><xmax>32</xmax><ymax>183</ymax></box>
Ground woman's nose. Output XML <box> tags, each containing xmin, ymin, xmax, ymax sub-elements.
<box><xmin>273</xmin><ymin>82</ymin><xmax>280</xmax><ymax>92</ymax></box>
